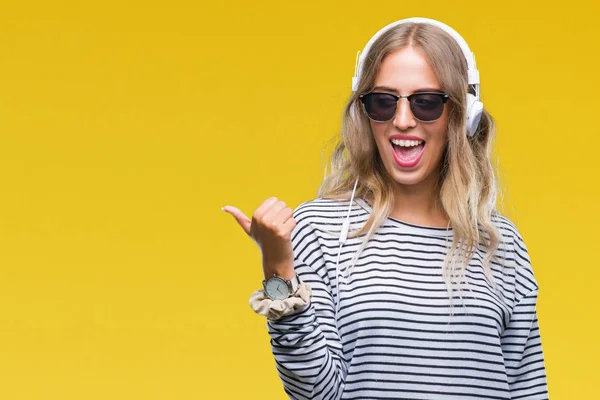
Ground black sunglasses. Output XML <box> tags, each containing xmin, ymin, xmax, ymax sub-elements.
<box><xmin>359</xmin><ymin>91</ymin><xmax>450</xmax><ymax>122</ymax></box>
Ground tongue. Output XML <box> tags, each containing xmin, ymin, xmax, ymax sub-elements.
<box><xmin>393</xmin><ymin>143</ymin><xmax>425</xmax><ymax>161</ymax></box>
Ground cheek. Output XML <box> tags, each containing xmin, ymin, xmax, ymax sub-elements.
<box><xmin>369</xmin><ymin>121</ymin><xmax>382</xmax><ymax>135</ymax></box>
<box><xmin>369</xmin><ymin>122</ymin><xmax>387</xmax><ymax>146</ymax></box>
<box><xmin>433</xmin><ymin>110</ymin><xmax>450</xmax><ymax>137</ymax></box>
<box><xmin>423</xmin><ymin>120</ymin><xmax>449</xmax><ymax>158</ymax></box>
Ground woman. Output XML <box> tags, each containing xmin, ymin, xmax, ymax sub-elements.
<box><xmin>223</xmin><ymin>17</ymin><xmax>549</xmax><ymax>400</ymax></box>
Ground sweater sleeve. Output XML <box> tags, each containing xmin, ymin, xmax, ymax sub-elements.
<box><xmin>500</xmin><ymin>231</ymin><xmax>549</xmax><ymax>399</ymax></box>
<box><xmin>266</xmin><ymin>206</ymin><xmax>347</xmax><ymax>400</ymax></box>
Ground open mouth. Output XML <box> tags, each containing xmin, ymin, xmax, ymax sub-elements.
<box><xmin>390</xmin><ymin>139</ymin><xmax>426</xmax><ymax>163</ymax></box>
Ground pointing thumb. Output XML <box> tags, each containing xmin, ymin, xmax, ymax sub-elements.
<box><xmin>222</xmin><ymin>206</ymin><xmax>252</xmax><ymax>235</ymax></box>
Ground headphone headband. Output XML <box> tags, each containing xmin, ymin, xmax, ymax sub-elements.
<box><xmin>352</xmin><ymin>17</ymin><xmax>480</xmax><ymax>92</ymax></box>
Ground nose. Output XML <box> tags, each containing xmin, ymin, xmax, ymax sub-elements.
<box><xmin>392</xmin><ymin>97</ymin><xmax>417</xmax><ymax>130</ymax></box>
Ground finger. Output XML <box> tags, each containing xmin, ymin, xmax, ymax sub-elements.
<box><xmin>271</xmin><ymin>206</ymin><xmax>294</xmax><ymax>229</ymax></box>
<box><xmin>253</xmin><ymin>197</ymin><xmax>280</xmax><ymax>220</ymax></box>
<box><xmin>222</xmin><ymin>205</ymin><xmax>252</xmax><ymax>235</ymax></box>
<box><xmin>280</xmin><ymin>216</ymin><xmax>297</xmax><ymax>239</ymax></box>
<box><xmin>262</xmin><ymin>200</ymin><xmax>287</xmax><ymax>223</ymax></box>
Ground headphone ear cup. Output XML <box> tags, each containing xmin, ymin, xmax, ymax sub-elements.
<box><xmin>466</xmin><ymin>93</ymin><xmax>484</xmax><ymax>137</ymax></box>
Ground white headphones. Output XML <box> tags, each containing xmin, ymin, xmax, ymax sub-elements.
<box><xmin>352</xmin><ymin>17</ymin><xmax>484</xmax><ymax>137</ymax></box>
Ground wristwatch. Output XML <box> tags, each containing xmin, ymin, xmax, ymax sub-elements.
<box><xmin>262</xmin><ymin>274</ymin><xmax>301</xmax><ymax>300</ymax></box>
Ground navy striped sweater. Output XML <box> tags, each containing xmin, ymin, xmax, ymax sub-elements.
<box><xmin>267</xmin><ymin>197</ymin><xmax>549</xmax><ymax>400</ymax></box>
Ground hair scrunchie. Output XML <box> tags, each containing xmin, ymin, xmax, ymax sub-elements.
<box><xmin>249</xmin><ymin>282</ymin><xmax>312</xmax><ymax>321</ymax></box>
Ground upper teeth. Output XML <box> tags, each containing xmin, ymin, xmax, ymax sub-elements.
<box><xmin>391</xmin><ymin>139</ymin><xmax>423</xmax><ymax>147</ymax></box>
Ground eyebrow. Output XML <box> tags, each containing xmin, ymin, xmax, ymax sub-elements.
<box><xmin>372</xmin><ymin>85</ymin><xmax>443</xmax><ymax>93</ymax></box>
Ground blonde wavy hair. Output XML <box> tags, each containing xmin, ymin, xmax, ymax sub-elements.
<box><xmin>317</xmin><ymin>22</ymin><xmax>504</xmax><ymax>305</ymax></box>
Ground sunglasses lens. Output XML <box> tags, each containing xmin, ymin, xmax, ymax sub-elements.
<box><xmin>410</xmin><ymin>94</ymin><xmax>445</xmax><ymax>121</ymax></box>
<box><xmin>361</xmin><ymin>93</ymin><xmax>447</xmax><ymax>122</ymax></box>
<box><xmin>361</xmin><ymin>93</ymin><xmax>397</xmax><ymax>122</ymax></box>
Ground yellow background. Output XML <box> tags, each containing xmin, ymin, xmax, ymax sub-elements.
<box><xmin>0</xmin><ymin>0</ymin><xmax>597</xmax><ymax>398</ymax></box>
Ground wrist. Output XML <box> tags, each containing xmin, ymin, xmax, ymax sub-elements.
<box><xmin>262</xmin><ymin>260</ymin><xmax>295</xmax><ymax>280</ymax></box>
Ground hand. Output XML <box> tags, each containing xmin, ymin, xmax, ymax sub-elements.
<box><xmin>222</xmin><ymin>197</ymin><xmax>296</xmax><ymax>279</ymax></box>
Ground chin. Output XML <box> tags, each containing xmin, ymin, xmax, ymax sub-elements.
<box><xmin>389</xmin><ymin>171</ymin><xmax>427</xmax><ymax>186</ymax></box>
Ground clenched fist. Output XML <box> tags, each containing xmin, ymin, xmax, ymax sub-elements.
<box><xmin>222</xmin><ymin>197</ymin><xmax>297</xmax><ymax>280</ymax></box>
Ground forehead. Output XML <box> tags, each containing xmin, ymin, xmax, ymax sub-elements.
<box><xmin>373</xmin><ymin>47</ymin><xmax>441</xmax><ymax>93</ymax></box>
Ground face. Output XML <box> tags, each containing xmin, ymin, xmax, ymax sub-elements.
<box><xmin>366</xmin><ymin>46</ymin><xmax>450</xmax><ymax>189</ymax></box>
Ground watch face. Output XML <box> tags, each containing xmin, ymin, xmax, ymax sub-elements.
<box><xmin>265</xmin><ymin>277</ymin><xmax>289</xmax><ymax>300</ymax></box>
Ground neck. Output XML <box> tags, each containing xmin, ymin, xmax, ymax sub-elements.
<box><xmin>391</xmin><ymin>180</ymin><xmax>448</xmax><ymax>227</ymax></box>
<box><xmin>367</xmin><ymin>170</ymin><xmax>449</xmax><ymax>228</ymax></box>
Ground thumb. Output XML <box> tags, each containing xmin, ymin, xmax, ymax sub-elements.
<box><xmin>222</xmin><ymin>206</ymin><xmax>252</xmax><ymax>235</ymax></box>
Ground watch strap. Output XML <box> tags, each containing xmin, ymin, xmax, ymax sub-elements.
<box><xmin>289</xmin><ymin>274</ymin><xmax>300</xmax><ymax>295</ymax></box>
